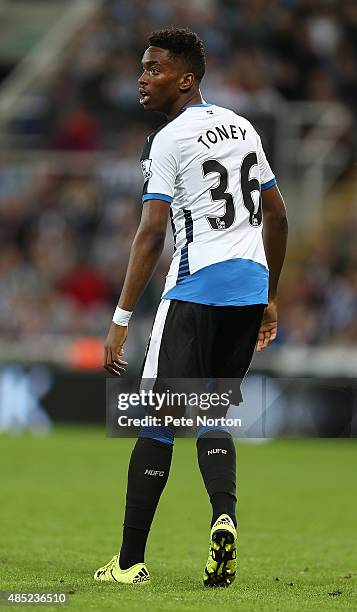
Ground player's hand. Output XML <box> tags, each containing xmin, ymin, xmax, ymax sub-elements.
<box><xmin>104</xmin><ymin>322</ymin><xmax>129</xmax><ymax>376</ymax></box>
<box><xmin>256</xmin><ymin>299</ymin><xmax>278</xmax><ymax>352</ymax></box>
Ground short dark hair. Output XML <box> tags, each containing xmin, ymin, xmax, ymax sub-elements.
<box><xmin>148</xmin><ymin>27</ymin><xmax>206</xmax><ymax>82</ymax></box>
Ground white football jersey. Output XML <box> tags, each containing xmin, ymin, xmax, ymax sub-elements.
<box><xmin>140</xmin><ymin>103</ymin><xmax>276</xmax><ymax>306</ymax></box>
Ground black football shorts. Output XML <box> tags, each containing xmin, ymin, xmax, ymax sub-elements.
<box><xmin>141</xmin><ymin>299</ymin><xmax>265</xmax><ymax>404</ymax></box>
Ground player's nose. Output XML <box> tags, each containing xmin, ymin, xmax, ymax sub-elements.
<box><xmin>138</xmin><ymin>71</ymin><xmax>148</xmax><ymax>85</ymax></box>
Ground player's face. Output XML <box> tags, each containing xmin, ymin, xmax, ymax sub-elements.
<box><xmin>138</xmin><ymin>47</ymin><xmax>186</xmax><ymax>113</ymax></box>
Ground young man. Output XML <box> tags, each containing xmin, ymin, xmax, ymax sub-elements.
<box><xmin>95</xmin><ymin>28</ymin><xmax>288</xmax><ymax>587</ymax></box>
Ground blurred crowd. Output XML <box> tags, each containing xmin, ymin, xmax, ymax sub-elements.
<box><xmin>0</xmin><ymin>154</ymin><xmax>152</xmax><ymax>337</ymax></box>
<box><xmin>279</xmin><ymin>210</ymin><xmax>357</xmax><ymax>346</ymax></box>
<box><xmin>11</xmin><ymin>0</ymin><xmax>357</xmax><ymax>147</ymax></box>
<box><xmin>1</xmin><ymin>0</ymin><xmax>357</xmax><ymax>347</ymax></box>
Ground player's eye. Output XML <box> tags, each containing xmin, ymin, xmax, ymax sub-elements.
<box><xmin>150</xmin><ymin>68</ymin><xmax>159</xmax><ymax>75</ymax></box>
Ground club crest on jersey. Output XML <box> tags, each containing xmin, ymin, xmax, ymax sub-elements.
<box><xmin>216</xmin><ymin>219</ymin><xmax>226</xmax><ymax>230</ymax></box>
<box><xmin>141</xmin><ymin>158</ymin><xmax>153</xmax><ymax>181</ymax></box>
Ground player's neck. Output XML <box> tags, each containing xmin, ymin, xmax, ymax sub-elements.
<box><xmin>166</xmin><ymin>91</ymin><xmax>203</xmax><ymax>118</ymax></box>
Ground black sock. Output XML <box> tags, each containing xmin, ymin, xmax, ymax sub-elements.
<box><xmin>197</xmin><ymin>432</ymin><xmax>237</xmax><ymax>527</ymax></box>
<box><xmin>210</xmin><ymin>492</ymin><xmax>236</xmax><ymax>527</ymax></box>
<box><xmin>119</xmin><ymin>526</ymin><xmax>148</xmax><ymax>569</ymax></box>
<box><xmin>119</xmin><ymin>437</ymin><xmax>173</xmax><ymax>569</ymax></box>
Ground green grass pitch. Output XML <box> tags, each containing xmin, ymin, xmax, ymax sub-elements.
<box><xmin>0</xmin><ymin>427</ymin><xmax>356</xmax><ymax>611</ymax></box>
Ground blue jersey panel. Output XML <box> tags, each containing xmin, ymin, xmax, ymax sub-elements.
<box><xmin>163</xmin><ymin>258</ymin><xmax>268</xmax><ymax>306</ymax></box>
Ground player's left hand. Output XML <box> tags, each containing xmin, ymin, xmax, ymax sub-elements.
<box><xmin>256</xmin><ymin>299</ymin><xmax>278</xmax><ymax>352</ymax></box>
<box><xmin>104</xmin><ymin>322</ymin><xmax>129</xmax><ymax>376</ymax></box>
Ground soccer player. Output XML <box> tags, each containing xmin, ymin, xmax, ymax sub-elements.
<box><xmin>95</xmin><ymin>28</ymin><xmax>288</xmax><ymax>587</ymax></box>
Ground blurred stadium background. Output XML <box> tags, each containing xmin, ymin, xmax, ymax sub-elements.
<box><xmin>0</xmin><ymin>0</ymin><xmax>357</xmax><ymax>436</ymax></box>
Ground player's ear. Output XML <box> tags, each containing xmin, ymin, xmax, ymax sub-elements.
<box><xmin>179</xmin><ymin>72</ymin><xmax>194</xmax><ymax>92</ymax></box>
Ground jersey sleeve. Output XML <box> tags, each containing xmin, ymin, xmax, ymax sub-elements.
<box><xmin>140</xmin><ymin>127</ymin><xmax>179</xmax><ymax>204</ymax></box>
<box><xmin>257</xmin><ymin>135</ymin><xmax>277</xmax><ymax>191</ymax></box>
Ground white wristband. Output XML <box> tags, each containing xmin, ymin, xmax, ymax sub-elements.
<box><xmin>112</xmin><ymin>307</ymin><xmax>132</xmax><ymax>326</ymax></box>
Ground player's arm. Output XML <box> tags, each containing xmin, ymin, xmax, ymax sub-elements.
<box><xmin>262</xmin><ymin>184</ymin><xmax>288</xmax><ymax>302</ymax></box>
<box><xmin>256</xmin><ymin>184</ymin><xmax>288</xmax><ymax>352</ymax></box>
<box><xmin>104</xmin><ymin>200</ymin><xmax>169</xmax><ymax>376</ymax></box>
